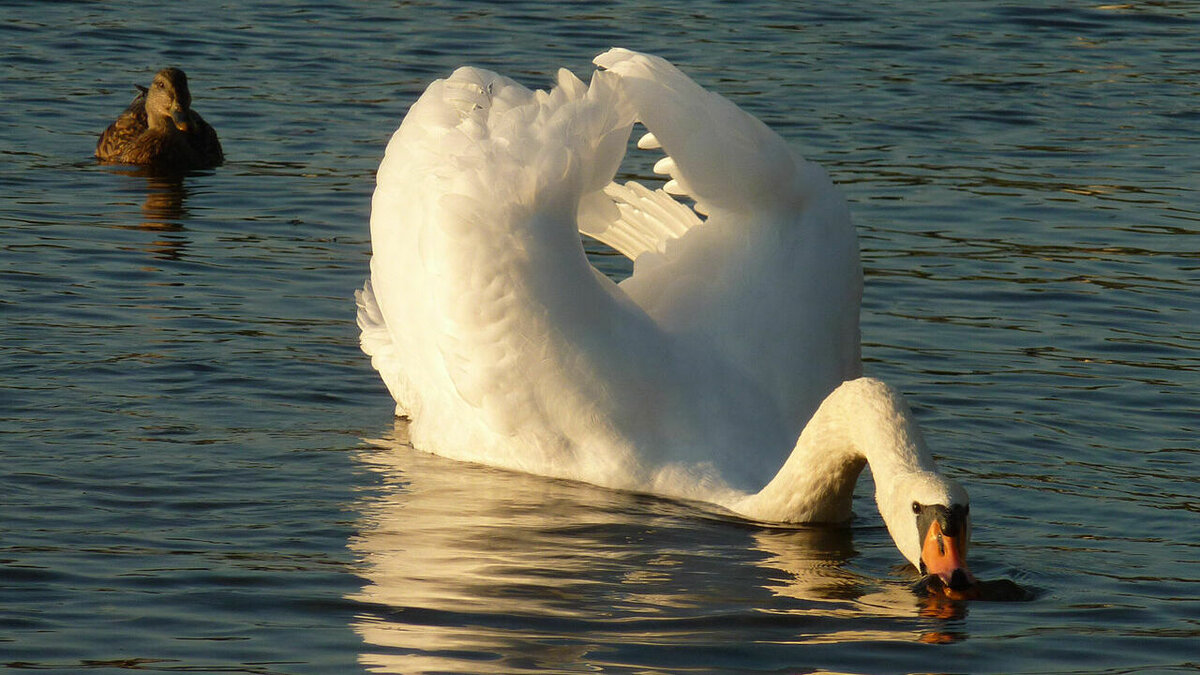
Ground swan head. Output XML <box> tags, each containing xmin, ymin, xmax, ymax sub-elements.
<box><xmin>879</xmin><ymin>470</ymin><xmax>976</xmax><ymax>592</ymax></box>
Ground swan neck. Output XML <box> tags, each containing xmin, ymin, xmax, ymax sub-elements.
<box><xmin>735</xmin><ymin>377</ymin><xmax>932</xmax><ymax>523</ymax></box>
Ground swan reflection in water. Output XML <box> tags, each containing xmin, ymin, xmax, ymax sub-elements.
<box><xmin>347</xmin><ymin>422</ymin><xmax>968</xmax><ymax>673</ymax></box>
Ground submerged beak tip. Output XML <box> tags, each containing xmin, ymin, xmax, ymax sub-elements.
<box><xmin>943</xmin><ymin>567</ymin><xmax>976</xmax><ymax>591</ymax></box>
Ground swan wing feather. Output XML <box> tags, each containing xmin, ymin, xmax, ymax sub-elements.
<box><xmin>594</xmin><ymin>48</ymin><xmax>799</xmax><ymax>214</ymax></box>
<box><xmin>578</xmin><ymin>179</ymin><xmax>702</xmax><ymax>261</ymax></box>
<box><xmin>593</xmin><ymin>48</ymin><xmax>864</xmax><ymax>430</ymax></box>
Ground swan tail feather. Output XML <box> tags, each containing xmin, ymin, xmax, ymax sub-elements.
<box><xmin>355</xmin><ymin>279</ymin><xmax>412</xmax><ymax>417</ymax></box>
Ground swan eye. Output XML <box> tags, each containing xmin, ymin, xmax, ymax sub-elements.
<box><xmin>911</xmin><ymin>501</ymin><xmax>921</xmax><ymax>514</ymax></box>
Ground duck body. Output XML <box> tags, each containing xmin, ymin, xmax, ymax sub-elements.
<box><xmin>358</xmin><ymin>49</ymin><xmax>975</xmax><ymax>587</ymax></box>
<box><xmin>97</xmin><ymin>68</ymin><xmax>223</xmax><ymax>171</ymax></box>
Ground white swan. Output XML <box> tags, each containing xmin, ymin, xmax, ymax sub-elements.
<box><xmin>356</xmin><ymin>48</ymin><xmax>975</xmax><ymax>591</ymax></box>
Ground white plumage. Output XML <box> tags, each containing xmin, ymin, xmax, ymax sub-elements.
<box><xmin>357</xmin><ymin>49</ymin><xmax>973</xmax><ymax>579</ymax></box>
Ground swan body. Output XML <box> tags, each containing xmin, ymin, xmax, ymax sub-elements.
<box><xmin>97</xmin><ymin>68</ymin><xmax>223</xmax><ymax>171</ymax></box>
<box><xmin>358</xmin><ymin>49</ymin><xmax>974</xmax><ymax>586</ymax></box>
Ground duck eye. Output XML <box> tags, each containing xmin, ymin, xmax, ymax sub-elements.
<box><xmin>911</xmin><ymin>501</ymin><xmax>921</xmax><ymax>514</ymax></box>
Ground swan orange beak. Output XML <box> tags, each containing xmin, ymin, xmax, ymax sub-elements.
<box><xmin>921</xmin><ymin>519</ymin><xmax>977</xmax><ymax>596</ymax></box>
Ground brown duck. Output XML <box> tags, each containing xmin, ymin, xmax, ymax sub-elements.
<box><xmin>96</xmin><ymin>68</ymin><xmax>223</xmax><ymax>170</ymax></box>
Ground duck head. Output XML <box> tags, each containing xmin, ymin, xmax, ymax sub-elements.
<box><xmin>144</xmin><ymin>68</ymin><xmax>193</xmax><ymax>132</ymax></box>
<box><xmin>879</xmin><ymin>471</ymin><xmax>976</xmax><ymax>592</ymax></box>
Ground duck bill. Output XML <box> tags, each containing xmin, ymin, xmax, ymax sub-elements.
<box><xmin>170</xmin><ymin>107</ymin><xmax>191</xmax><ymax>132</ymax></box>
<box><xmin>920</xmin><ymin>520</ymin><xmax>976</xmax><ymax>592</ymax></box>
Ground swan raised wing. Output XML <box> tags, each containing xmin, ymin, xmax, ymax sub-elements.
<box><xmin>589</xmin><ymin>49</ymin><xmax>863</xmax><ymax>439</ymax></box>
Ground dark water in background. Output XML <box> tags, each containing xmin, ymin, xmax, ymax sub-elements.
<box><xmin>2</xmin><ymin>2</ymin><xmax>1197</xmax><ymax>673</ymax></box>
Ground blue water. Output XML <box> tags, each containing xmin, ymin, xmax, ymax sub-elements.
<box><xmin>2</xmin><ymin>2</ymin><xmax>1196</xmax><ymax>673</ymax></box>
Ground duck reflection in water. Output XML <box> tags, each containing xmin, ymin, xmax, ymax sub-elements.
<box><xmin>136</xmin><ymin>175</ymin><xmax>190</xmax><ymax>261</ymax></box>
<box><xmin>99</xmin><ymin>170</ymin><xmax>192</xmax><ymax>262</ymax></box>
